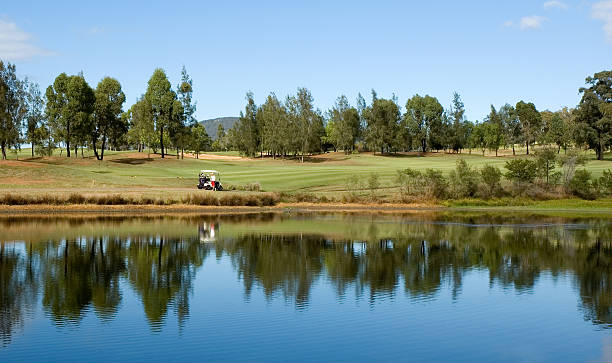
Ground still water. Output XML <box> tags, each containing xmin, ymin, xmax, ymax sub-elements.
<box><xmin>1</xmin><ymin>212</ymin><xmax>612</xmax><ymax>362</ymax></box>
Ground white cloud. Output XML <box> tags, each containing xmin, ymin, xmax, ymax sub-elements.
<box><xmin>0</xmin><ymin>19</ymin><xmax>54</xmax><ymax>60</ymax></box>
<box><xmin>592</xmin><ymin>1</ymin><xmax>612</xmax><ymax>42</ymax></box>
<box><xmin>88</xmin><ymin>26</ymin><xmax>105</xmax><ymax>35</ymax></box>
<box><xmin>520</xmin><ymin>15</ymin><xmax>548</xmax><ymax>30</ymax></box>
<box><xmin>543</xmin><ymin>1</ymin><xmax>568</xmax><ymax>10</ymax></box>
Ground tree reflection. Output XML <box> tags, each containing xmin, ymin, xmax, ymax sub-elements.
<box><xmin>2</xmin><ymin>214</ymin><xmax>612</xmax><ymax>343</ymax></box>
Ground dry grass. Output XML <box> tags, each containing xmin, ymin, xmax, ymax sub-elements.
<box><xmin>0</xmin><ymin>192</ymin><xmax>280</xmax><ymax>207</ymax></box>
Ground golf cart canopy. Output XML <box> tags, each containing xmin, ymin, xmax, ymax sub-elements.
<box><xmin>199</xmin><ymin>170</ymin><xmax>220</xmax><ymax>176</ymax></box>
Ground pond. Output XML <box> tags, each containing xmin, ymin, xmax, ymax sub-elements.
<box><xmin>1</xmin><ymin>212</ymin><xmax>612</xmax><ymax>362</ymax></box>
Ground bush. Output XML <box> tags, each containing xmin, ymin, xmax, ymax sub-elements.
<box><xmin>423</xmin><ymin>169</ymin><xmax>448</xmax><ymax>199</ymax></box>
<box><xmin>569</xmin><ymin>169</ymin><xmax>596</xmax><ymax>200</ymax></box>
<box><xmin>504</xmin><ymin>158</ymin><xmax>537</xmax><ymax>184</ymax></box>
<box><xmin>596</xmin><ymin>169</ymin><xmax>612</xmax><ymax>196</ymax></box>
<box><xmin>480</xmin><ymin>164</ymin><xmax>502</xmax><ymax>198</ymax></box>
<box><xmin>368</xmin><ymin>173</ymin><xmax>380</xmax><ymax>194</ymax></box>
<box><xmin>396</xmin><ymin>168</ymin><xmax>427</xmax><ymax>197</ymax></box>
<box><xmin>448</xmin><ymin>159</ymin><xmax>479</xmax><ymax>198</ymax></box>
<box><xmin>535</xmin><ymin>147</ymin><xmax>558</xmax><ymax>184</ymax></box>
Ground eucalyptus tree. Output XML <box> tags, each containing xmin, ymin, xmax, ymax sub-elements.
<box><xmin>286</xmin><ymin>88</ymin><xmax>322</xmax><ymax>162</ymax></box>
<box><xmin>448</xmin><ymin>92</ymin><xmax>466</xmax><ymax>153</ymax></box>
<box><xmin>362</xmin><ymin>91</ymin><xmax>400</xmax><ymax>154</ymax></box>
<box><xmin>45</xmin><ymin>73</ymin><xmax>95</xmax><ymax>157</ymax></box>
<box><xmin>515</xmin><ymin>100</ymin><xmax>541</xmax><ymax>155</ymax></box>
<box><xmin>234</xmin><ymin>91</ymin><xmax>260</xmax><ymax>157</ymax></box>
<box><xmin>404</xmin><ymin>94</ymin><xmax>444</xmax><ymax>152</ymax></box>
<box><xmin>260</xmin><ymin>93</ymin><xmax>287</xmax><ymax>158</ymax></box>
<box><xmin>25</xmin><ymin>81</ymin><xmax>46</xmax><ymax>157</ymax></box>
<box><xmin>177</xmin><ymin>66</ymin><xmax>196</xmax><ymax>126</ymax></box>
<box><xmin>93</xmin><ymin>77</ymin><xmax>125</xmax><ymax>160</ymax></box>
<box><xmin>483</xmin><ymin>106</ymin><xmax>504</xmax><ymax>156</ymax></box>
<box><xmin>144</xmin><ymin>68</ymin><xmax>178</xmax><ymax>158</ymax></box>
<box><xmin>0</xmin><ymin>61</ymin><xmax>26</xmax><ymax>159</ymax></box>
<box><xmin>327</xmin><ymin>95</ymin><xmax>360</xmax><ymax>153</ymax></box>
<box><xmin>499</xmin><ymin>103</ymin><xmax>521</xmax><ymax>155</ymax></box>
<box><xmin>190</xmin><ymin>122</ymin><xmax>211</xmax><ymax>158</ymax></box>
<box><xmin>126</xmin><ymin>96</ymin><xmax>156</xmax><ymax>156</ymax></box>
<box><xmin>575</xmin><ymin>71</ymin><xmax>612</xmax><ymax>160</ymax></box>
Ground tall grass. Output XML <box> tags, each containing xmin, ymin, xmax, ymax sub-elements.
<box><xmin>0</xmin><ymin>192</ymin><xmax>280</xmax><ymax>207</ymax></box>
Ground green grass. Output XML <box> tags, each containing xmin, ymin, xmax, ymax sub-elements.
<box><xmin>3</xmin><ymin>147</ymin><xmax>612</xmax><ymax>198</ymax></box>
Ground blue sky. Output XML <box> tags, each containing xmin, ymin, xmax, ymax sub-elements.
<box><xmin>1</xmin><ymin>0</ymin><xmax>611</xmax><ymax>121</ymax></box>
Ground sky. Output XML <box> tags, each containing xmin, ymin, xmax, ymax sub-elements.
<box><xmin>1</xmin><ymin>0</ymin><xmax>611</xmax><ymax>121</ymax></box>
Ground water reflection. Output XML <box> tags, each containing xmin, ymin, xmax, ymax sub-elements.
<box><xmin>1</xmin><ymin>213</ymin><xmax>612</xmax><ymax>346</ymax></box>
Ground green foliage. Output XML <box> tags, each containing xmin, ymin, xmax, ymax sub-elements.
<box><xmin>535</xmin><ymin>147</ymin><xmax>558</xmax><ymax>184</ymax></box>
<box><xmin>404</xmin><ymin>94</ymin><xmax>444</xmax><ymax>152</ymax></box>
<box><xmin>93</xmin><ymin>77</ymin><xmax>126</xmax><ymax>160</ymax></box>
<box><xmin>448</xmin><ymin>159</ymin><xmax>480</xmax><ymax>198</ymax></box>
<box><xmin>596</xmin><ymin>169</ymin><xmax>612</xmax><ymax>196</ymax></box>
<box><xmin>423</xmin><ymin>169</ymin><xmax>448</xmax><ymax>199</ymax></box>
<box><xmin>575</xmin><ymin>71</ymin><xmax>612</xmax><ymax>160</ymax></box>
<box><xmin>569</xmin><ymin>169</ymin><xmax>596</xmax><ymax>200</ymax></box>
<box><xmin>515</xmin><ymin>101</ymin><xmax>542</xmax><ymax>155</ymax></box>
<box><xmin>0</xmin><ymin>61</ymin><xmax>27</xmax><ymax>160</ymax></box>
<box><xmin>327</xmin><ymin>95</ymin><xmax>360</xmax><ymax>153</ymax></box>
<box><xmin>504</xmin><ymin>158</ymin><xmax>537</xmax><ymax>183</ymax></box>
<box><xmin>367</xmin><ymin>172</ymin><xmax>380</xmax><ymax>194</ymax></box>
<box><xmin>480</xmin><ymin>164</ymin><xmax>502</xmax><ymax>198</ymax></box>
<box><xmin>558</xmin><ymin>150</ymin><xmax>588</xmax><ymax>190</ymax></box>
<box><xmin>364</xmin><ymin>94</ymin><xmax>400</xmax><ymax>154</ymax></box>
<box><xmin>144</xmin><ymin>68</ymin><xmax>178</xmax><ymax>158</ymax></box>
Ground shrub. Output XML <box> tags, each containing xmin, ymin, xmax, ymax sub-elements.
<box><xmin>368</xmin><ymin>173</ymin><xmax>380</xmax><ymax>194</ymax></box>
<box><xmin>423</xmin><ymin>169</ymin><xmax>448</xmax><ymax>199</ymax></box>
<box><xmin>535</xmin><ymin>147</ymin><xmax>558</xmax><ymax>184</ymax></box>
<box><xmin>596</xmin><ymin>169</ymin><xmax>612</xmax><ymax>196</ymax></box>
<box><xmin>396</xmin><ymin>168</ymin><xmax>427</xmax><ymax>197</ymax></box>
<box><xmin>558</xmin><ymin>150</ymin><xmax>588</xmax><ymax>191</ymax></box>
<box><xmin>480</xmin><ymin>164</ymin><xmax>502</xmax><ymax>198</ymax></box>
<box><xmin>448</xmin><ymin>159</ymin><xmax>479</xmax><ymax>198</ymax></box>
<box><xmin>504</xmin><ymin>159</ymin><xmax>537</xmax><ymax>184</ymax></box>
<box><xmin>569</xmin><ymin>169</ymin><xmax>596</xmax><ymax>200</ymax></box>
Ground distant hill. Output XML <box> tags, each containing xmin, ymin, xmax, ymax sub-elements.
<box><xmin>199</xmin><ymin>117</ymin><xmax>239</xmax><ymax>140</ymax></box>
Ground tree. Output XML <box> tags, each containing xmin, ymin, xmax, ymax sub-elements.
<box><xmin>45</xmin><ymin>73</ymin><xmax>94</xmax><ymax>158</ymax></box>
<box><xmin>177</xmin><ymin>66</ymin><xmax>196</xmax><ymax>126</ymax></box>
<box><xmin>260</xmin><ymin>93</ymin><xmax>287</xmax><ymax>158</ymax></box>
<box><xmin>286</xmin><ymin>88</ymin><xmax>321</xmax><ymax>162</ymax></box>
<box><xmin>483</xmin><ymin>106</ymin><xmax>504</xmax><ymax>156</ymax></box>
<box><xmin>364</xmin><ymin>93</ymin><xmax>399</xmax><ymax>154</ymax></box>
<box><xmin>469</xmin><ymin>122</ymin><xmax>486</xmax><ymax>155</ymax></box>
<box><xmin>93</xmin><ymin>77</ymin><xmax>125</xmax><ymax>160</ymax></box>
<box><xmin>515</xmin><ymin>101</ymin><xmax>542</xmax><ymax>155</ymax></box>
<box><xmin>25</xmin><ymin>81</ymin><xmax>46</xmax><ymax>157</ymax></box>
<box><xmin>535</xmin><ymin>147</ymin><xmax>557</xmax><ymax>184</ymax></box>
<box><xmin>405</xmin><ymin>94</ymin><xmax>444</xmax><ymax>153</ymax></box>
<box><xmin>499</xmin><ymin>104</ymin><xmax>521</xmax><ymax>156</ymax></box>
<box><xmin>327</xmin><ymin>95</ymin><xmax>360</xmax><ymax>153</ymax></box>
<box><xmin>449</xmin><ymin>92</ymin><xmax>466</xmax><ymax>153</ymax></box>
<box><xmin>190</xmin><ymin>122</ymin><xmax>211</xmax><ymax>158</ymax></box>
<box><xmin>144</xmin><ymin>68</ymin><xmax>177</xmax><ymax>158</ymax></box>
<box><xmin>0</xmin><ymin>61</ymin><xmax>26</xmax><ymax>159</ymax></box>
<box><xmin>234</xmin><ymin>91</ymin><xmax>260</xmax><ymax>157</ymax></box>
<box><xmin>126</xmin><ymin>96</ymin><xmax>156</xmax><ymax>157</ymax></box>
<box><xmin>575</xmin><ymin>71</ymin><xmax>612</xmax><ymax>160</ymax></box>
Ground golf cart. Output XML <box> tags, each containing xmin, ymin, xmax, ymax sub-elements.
<box><xmin>197</xmin><ymin>170</ymin><xmax>223</xmax><ymax>191</ymax></box>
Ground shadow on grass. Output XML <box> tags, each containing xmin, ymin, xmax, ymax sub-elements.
<box><xmin>110</xmin><ymin>158</ymin><xmax>155</xmax><ymax>165</ymax></box>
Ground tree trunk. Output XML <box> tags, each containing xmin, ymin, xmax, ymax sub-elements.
<box><xmin>31</xmin><ymin>143</ymin><xmax>34</xmax><ymax>158</ymax></box>
<box><xmin>160</xmin><ymin>127</ymin><xmax>165</xmax><ymax>158</ymax></box>
<box><xmin>598</xmin><ymin>141</ymin><xmax>604</xmax><ymax>160</ymax></box>
<box><xmin>526</xmin><ymin>142</ymin><xmax>529</xmax><ymax>155</ymax></box>
<box><xmin>74</xmin><ymin>146</ymin><xmax>78</xmax><ymax>158</ymax></box>
<box><xmin>92</xmin><ymin>135</ymin><xmax>100</xmax><ymax>160</ymax></box>
<box><xmin>1</xmin><ymin>142</ymin><xmax>6</xmax><ymax>160</ymax></box>
<box><xmin>495</xmin><ymin>149</ymin><xmax>498</xmax><ymax>157</ymax></box>
<box><xmin>101</xmin><ymin>137</ymin><xmax>106</xmax><ymax>160</ymax></box>
<box><xmin>512</xmin><ymin>144</ymin><xmax>515</xmax><ymax>156</ymax></box>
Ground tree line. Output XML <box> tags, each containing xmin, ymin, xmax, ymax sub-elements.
<box><xmin>231</xmin><ymin>70</ymin><xmax>611</xmax><ymax>161</ymax></box>
<box><xmin>0</xmin><ymin>60</ymin><xmax>610</xmax><ymax>161</ymax></box>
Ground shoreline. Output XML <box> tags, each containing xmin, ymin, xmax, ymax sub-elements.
<box><xmin>1</xmin><ymin>202</ymin><xmax>612</xmax><ymax>216</ymax></box>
